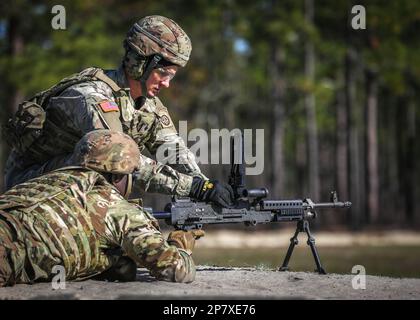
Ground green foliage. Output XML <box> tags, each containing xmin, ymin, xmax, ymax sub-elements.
<box><xmin>1</xmin><ymin>0</ymin><xmax>123</xmax><ymax>97</ymax></box>
<box><xmin>1</xmin><ymin>0</ymin><xmax>419</xmax><ymax>225</ymax></box>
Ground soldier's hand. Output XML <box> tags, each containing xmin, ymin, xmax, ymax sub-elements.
<box><xmin>167</xmin><ymin>229</ymin><xmax>206</xmax><ymax>255</ymax></box>
<box><xmin>189</xmin><ymin>177</ymin><xmax>235</xmax><ymax>208</ymax></box>
<box><xmin>190</xmin><ymin>229</ymin><xmax>205</xmax><ymax>239</ymax></box>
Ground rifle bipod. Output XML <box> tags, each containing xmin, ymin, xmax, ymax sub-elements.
<box><xmin>278</xmin><ymin>220</ymin><xmax>327</xmax><ymax>274</ymax></box>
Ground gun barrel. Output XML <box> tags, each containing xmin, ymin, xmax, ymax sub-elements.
<box><xmin>312</xmin><ymin>201</ymin><xmax>352</xmax><ymax>209</ymax></box>
<box><xmin>153</xmin><ymin>212</ymin><xmax>172</xmax><ymax>220</ymax></box>
<box><xmin>244</xmin><ymin>188</ymin><xmax>269</xmax><ymax>198</ymax></box>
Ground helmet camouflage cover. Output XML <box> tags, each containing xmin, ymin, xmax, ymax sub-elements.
<box><xmin>124</xmin><ymin>15</ymin><xmax>192</xmax><ymax>79</ymax></box>
<box><xmin>72</xmin><ymin>130</ymin><xmax>141</xmax><ymax>174</ymax></box>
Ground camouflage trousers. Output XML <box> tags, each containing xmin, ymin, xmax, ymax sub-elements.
<box><xmin>0</xmin><ymin>214</ymin><xmax>64</xmax><ymax>287</ymax></box>
<box><xmin>0</xmin><ymin>246</ymin><xmax>11</xmax><ymax>287</ymax></box>
<box><xmin>0</xmin><ymin>218</ymin><xmax>20</xmax><ymax>287</ymax></box>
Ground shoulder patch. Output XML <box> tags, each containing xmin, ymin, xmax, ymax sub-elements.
<box><xmin>152</xmin><ymin>97</ymin><xmax>168</xmax><ymax>116</ymax></box>
<box><xmin>160</xmin><ymin>115</ymin><xmax>171</xmax><ymax>127</ymax></box>
<box><xmin>98</xmin><ymin>100</ymin><xmax>119</xmax><ymax>113</ymax></box>
<box><xmin>151</xmin><ymin>97</ymin><xmax>174</xmax><ymax>128</ymax></box>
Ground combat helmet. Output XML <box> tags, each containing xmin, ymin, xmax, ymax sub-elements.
<box><xmin>71</xmin><ymin>130</ymin><xmax>141</xmax><ymax>198</ymax></box>
<box><xmin>123</xmin><ymin>15</ymin><xmax>192</xmax><ymax>85</ymax></box>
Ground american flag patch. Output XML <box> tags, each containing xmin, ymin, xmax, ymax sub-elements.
<box><xmin>98</xmin><ymin>100</ymin><xmax>119</xmax><ymax>113</ymax></box>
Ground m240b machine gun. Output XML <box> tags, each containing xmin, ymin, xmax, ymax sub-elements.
<box><xmin>153</xmin><ymin>134</ymin><xmax>351</xmax><ymax>274</ymax></box>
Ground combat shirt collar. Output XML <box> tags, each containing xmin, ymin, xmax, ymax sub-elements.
<box><xmin>104</xmin><ymin>65</ymin><xmax>130</xmax><ymax>90</ymax></box>
<box><xmin>104</xmin><ymin>65</ymin><xmax>156</xmax><ymax>111</ymax></box>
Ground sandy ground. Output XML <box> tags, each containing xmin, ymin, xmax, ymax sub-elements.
<box><xmin>0</xmin><ymin>266</ymin><xmax>419</xmax><ymax>300</ymax></box>
<box><xmin>1</xmin><ymin>230</ymin><xmax>419</xmax><ymax>300</ymax></box>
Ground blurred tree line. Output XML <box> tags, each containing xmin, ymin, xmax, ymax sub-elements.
<box><xmin>0</xmin><ymin>0</ymin><xmax>419</xmax><ymax>229</ymax></box>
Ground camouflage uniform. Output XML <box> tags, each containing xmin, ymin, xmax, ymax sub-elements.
<box><xmin>4</xmin><ymin>15</ymin><xmax>205</xmax><ymax>195</ymax></box>
<box><xmin>0</xmin><ymin>130</ymin><xmax>197</xmax><ymax>286</ymax></box>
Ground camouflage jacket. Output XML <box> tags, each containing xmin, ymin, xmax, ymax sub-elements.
<box><xmin>0</xmin><ymin>168</ymin><xmax>195</xmax><ymax>286</ymax></box>
<box><xmin>4</xmin><ymin>66</ymin><xmax>205</xmax><ymax>194</ymax></box>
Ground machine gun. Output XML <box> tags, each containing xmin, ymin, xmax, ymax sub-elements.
<box><xmin>153</xmin><ymin>133</ymin><xmax>351</xmax><ymax>274</ymax></box>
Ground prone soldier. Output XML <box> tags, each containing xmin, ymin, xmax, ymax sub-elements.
<box><xmin>0</xmin><ymin>130</ymin><xmax>204</xmax><ymax>287</ymax></box>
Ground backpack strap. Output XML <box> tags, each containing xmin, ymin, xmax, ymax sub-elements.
<box><xmin>90</xmin><ymin>69</ymin><xmax>129</xmax><ymax>132</ymax></box>
<box><xmin>4</xmin><ymin>68</ymin><xmax>127</xmax><ymax>155</ymax></box>
<box><xmin>92</xmin><ymin>69</ymin><xmax>122</xmax><ymax>93</ymax></box>
<box><xmin>93</xmin><ymin>69</ymin><xmax>134</xmax><ymax>124</ymax></box>
<box><xmin>38</xmin><ymin>67</ymin><xmax>125</xmax><ymax>133</ymax></box>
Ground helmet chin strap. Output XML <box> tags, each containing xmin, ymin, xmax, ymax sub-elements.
<box><xmin>124</xmin><ymin>174</ymin><xmax>133</xmax><ymax>199</ymax></box>
<box><xmin>111</xmin><ymin>174</ymin><xmax>133</xmax><ymax>199</ymax></box>
<box><xmin>137</xmin><ymin>54</ymin><xmax>162</xmax><ymax>104</ymax></box>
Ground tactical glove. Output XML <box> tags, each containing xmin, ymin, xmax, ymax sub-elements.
<box><xmin>189</xmin><ymin>177</ymin><xmax>235</xmax><ymax>208</ymax></box>
<box><xmin>167</xmin><ymin>229</ymin><xmax>205</xmax><ymax>255</ymax></box>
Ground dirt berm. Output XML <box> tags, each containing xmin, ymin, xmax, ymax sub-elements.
<box><xmin>0</xmin><ymin>266</ymin><xmax>419</xmax><ymax>300</ymax></box>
